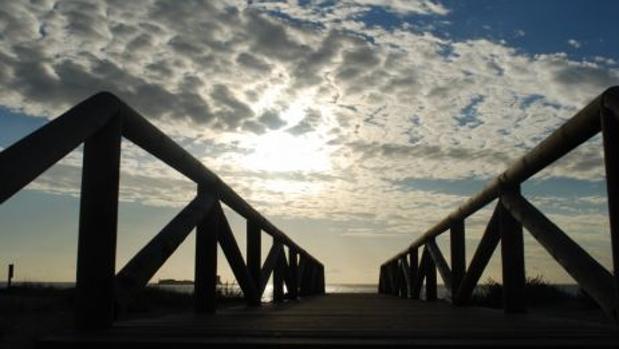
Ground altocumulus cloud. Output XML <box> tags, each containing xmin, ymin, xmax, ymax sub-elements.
<box><xmin>0</xmin><ymin>0</ymin><xmax>618</xmax><ymax>242</ymax></box>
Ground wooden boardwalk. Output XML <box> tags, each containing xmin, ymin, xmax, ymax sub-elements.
<box><xmin>41</xmin><ymin>293</ymin><xmax>619</xmax><ymax>347</ymax></box>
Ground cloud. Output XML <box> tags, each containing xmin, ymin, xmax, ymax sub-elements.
<box><xmin>567</xmin><ymin>39</ymin><xmax>581</xmax><ymax>49</ymax></box>
<box><xmin>0</xmin><ymin>0</ymin><xmax>617</xmax><ymax>255</ymax></box>
<box><xmin>287</xmin><ymin>108</ymin><xmax>322</xmax><ymax>135</ymax></box>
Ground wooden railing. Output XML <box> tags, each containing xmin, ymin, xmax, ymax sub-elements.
<box><xmin>379</xmin><ymin>86</ymin><xmax>619</xmax><ymax>321</ymax></box>
<box><xmin>0</xmin><ymin>92</ymin><xmax>325</xmax><ymax>330</ymax></box>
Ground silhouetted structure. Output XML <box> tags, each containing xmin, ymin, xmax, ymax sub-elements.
<box><xmin>3</xmin><ymin>88</ymin><xmax>619</xmax><ymax>346</ymax></box>
<box><xmin>0</xmin><ymin>92</ymin><xmax>325</xmax><ymax>331</ymax></box>
<box><xmin>380</xmin><ymin>86</ymin><xmax>619</xmax><ymax>323</ymax></box>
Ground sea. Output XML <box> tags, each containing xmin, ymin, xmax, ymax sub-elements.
<box><xmin>0</xmin><ymin>282</ymin><xmax>583</xmax><ymax>302</ymax></box>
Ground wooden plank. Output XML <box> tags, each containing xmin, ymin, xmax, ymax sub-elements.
<box><xmin>41</xmin><ymin>293</ymin><xmax>619</xmax><ymax>348</ymax></box>
<box><xmin>424</xmin><ymin>248</ymin><xmax>437</xmax><ymax>301</ymax></box>
<box><xmin>260</xmin><ymin>242</ymin><xmax>283</xmax><ymax>293</ymax></box>
<box><xmin>75</xmin><ymin>116</ymin><xmax>122</xmax><ymax>330</ymax></box>
<box><xmin>501</xmin><ymin>191</ymin><xmax>617</xmax><ymax>318</ymax></box>
<box><xmin>288</xmin><ymin>249</ymin><xmax>299</xmax><ymax>299</ymax></box>
<box><xmin>247</xmin><ymin>219</ymin><xmax>261</xmax><ymax>306</ymax></box>
<box><xmin>601</xmin><ymin>103</ymin><xmax>619</xmax><ymax>315</ymax></box>
<box><xmin>399</xmin><ymin>257</ymin><xmax>411</xmax><ymax>298</ymax></box>
<box><xmin>454</xmin><ymin>204</ymin><xmax>501</xmax><ymax>305</ymax></box>
<box><xmin>425</xmin><ymin>239</ymin><xmax>452</xmax><ymax>292</ymax></box>
<box><xmin>194</xmin><ymin>186</ymin><xmax>220</xmax><ymax>314</ymax></box>
<box><xmin>450</xmin><ymin>219</ymin><xmax>465</xmax><ymax>298</ymax></box>
<box><xmin>499</xmin><ymin>186</ymin><xmax>526</xmax><ymax>313</ymax></box>
<box><xmin>116</xmin><ymin>193</ymin><xmax>215</xmax><ymax>308</ymax></box>
<box><xmin>272</xmin><ymin>241</ymin><xmax>285</xmax><ymax>303</ymax></box>
<box><xmin>0</xmin><ymin>92</ymin><xmax>120</xmax><ymax>204</ymax></box>
<box><xmin>411</xmin><ymin>249</ymin><xmax>427</xmax><ymax>300</ymax></box>
<box><xmin>408</xmin><ymin>249</ymin><xmax>418</xmax><ymax>298</ymax></box>
<box><xmin>216</xmin><ymin>204</ymin><xmax>258</xmax><ymax>304</ymax></box>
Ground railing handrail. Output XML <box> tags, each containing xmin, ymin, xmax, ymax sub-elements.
<box><xmin>383</xmin><ymin>87</ymin><xmax>618</xmax><ymax>266</ymax></box>
<box><xmin>379</xmin><ymin>86</ymin><xmax>619</xmax><ymax>322</ymax></box>
<box><xmin>0</xmin><ymin>91</ymin><xmax>321</xmax><ymax>266</ymax></box>
<box><xmin>0</xmin><ymin>91</ymin><xmax>325</xmax><ymax>330</ymax></box>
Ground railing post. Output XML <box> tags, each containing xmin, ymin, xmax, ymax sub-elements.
<box><xmin>424</xmin><ymin>248</ymin><xmax>437</xmax><ymax>301</ymax></box>
<box><xmin>288</xmin><ymin>249</ymin><xmax>298</xmax><ymax>299</ymax></box>
<box><xmin>272</xmin><ymin>240</ymin><xmax>284</xmax><ymax>303</ymax></box>
<box><xmin>195</xmin><ymin>187</ymin><xmax>219</xmax><ymax>314</ymax></box>
<box><xmin>602</xmin><ymin>105</ymin><xmax>619</xmax><ymax>310</ymax></box>
<box><xmin>319</xmin><ymin>264</ymin><xmax>326</xmax><ymax>294</ymax></box>
<box><xmin>390</xmin><ymin>261</ymin><xmax>399</xmax><ymax>296</ymax></box>
<box><xmin>247</xmin><ymin>219</ymin><xmax>261</xmax><ymax>306</ymax></box>
<box><xmin>409</xmin><ymin>249</ymin><xmax>418</xmax><ymax>297</ymax></box>
<box><xmin>75</xmin><ymin>116</ymin><xmax>122</xmax><ymax>330</ymax></box>
<box><xmin>450</xmin><ymin>219</ymin><xmax>465</xmax><ymax>303</ymax></box>
<box><xmin>499</xmin><ymin>184</ymin><xmax>526</xmax><ymax>313</ymax></box>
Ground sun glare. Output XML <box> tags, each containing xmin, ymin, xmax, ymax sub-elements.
<box><xmin>244</xmin><ymin>131</ymin><xmax>331</xmax><ymax>173</ymax></box>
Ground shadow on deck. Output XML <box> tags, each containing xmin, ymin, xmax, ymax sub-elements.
<box><xmin>40</xmin><ymin>293</ymin><xmax>619</xmax><ymax>347</ymax></box>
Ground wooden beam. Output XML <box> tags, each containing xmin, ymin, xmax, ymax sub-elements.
<box><xmin>247</xmin><ymin>219</ymin><xmax>261</xmax><ymax>306</ymax></box>
<box><xmin>454</xmin><ymin>204</ymin><xmax>501</xmax><ymax>305</ymax></box>
<box><xmin>194</xmin><ymin>187</ymin><xmax>220</xmax><ymax>314</ymax></box>
<box><xmin>288</xmin><ymin>249</ymin><xmax>299</xmax><ymax>299</ymax></box>
<box><xmin>400</xmin><ymin>257</ymin><xmax>411</xmax><ymax>298</ymax></box>
<box><xmin>75</xmin><ymin>116</ymin><xmax>122</xmax><ymax>330</ymax></box>
<box><xmin>411</xmin><ymin>250</ymin><xmax>427</xmax><ymax>300</ymax></box>
<box><xmin>426</xmin><ymin>239</ymin><xmax>452</xmax><ymax>292</ymax></box>
<box><xmin>502</xmin><ymin>191</ymin><xmax>617</xmax><ymax>318</ymax></box>
<box><xmin>272</xmin><ymin>241</ymin><xmax>285</xmax><ymax>303</ymax></box>
<box><xmin>216</xmin><ymin>204</ymin><xmax>259</xmax><ymax>304</ymax></box>
<box><xmin>424</xmin><ymin>248</ymin><xmax>437</xmax><ymax>301</ymax></box>
<box><xmin>409</xmin><ymin>249</ymin><xmax>418</xmax><ymax>299</ymax></box>
<box><xmin>499</xmin><ymin>186</ymin><xmax>526</xmax><ymax>313</ymax></box>
<box><xmin>115</xmin><ymin>193</ymin><xmax>215</xmax><ymax>308</ymax></box>
<box><xmin>0</xmin><ymin>92</ymin><xmax>120</xmax><ymax>204</ymax></box>
<box><xmin>259</xmin><ymin>242</ymin><xmax>283</xmax><ymax>293</ymax></box>
<box><xmin>602</xmin><ymin>104</ymin><xmax>619</xmax><ymax>316</ymax></box>
<box><xmin>450</xmin><ymin>219</ymin><xmax>465</xmax><ymax>298</ymax></box>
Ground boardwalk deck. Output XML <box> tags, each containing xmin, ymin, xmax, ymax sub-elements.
<box><xmin>41</xmin><ymin>293</ymin><xmax>619</xmax><ymax>347</ymax></box>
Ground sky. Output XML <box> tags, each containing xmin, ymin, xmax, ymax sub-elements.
<box><xmin>0</xmin><ymin>0</ymin><xmax>618</xmax><ymax>286</ymax></box>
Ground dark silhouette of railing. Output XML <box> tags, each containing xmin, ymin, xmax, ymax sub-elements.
<box><xmin>379</xmin><ymin>87</ymin><xmax>619</xmax><ymax>322</ymax></box>
<box><xmin>0</xmin><ymin>92</ymin><xmax>325</xmax><ymax>330</ymax></box>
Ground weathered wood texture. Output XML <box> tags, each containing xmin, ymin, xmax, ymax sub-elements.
<box><xmin>41</xmin><ymin>294</ymin><xmax>619</xmax><ymax>348</ymax></box>
<box><xmin>499</xmin><ymin>186</ymin><xmax>526</xmax><ymax>313</ymax></box>
<box><xmin>194</xmin><ymin>188</ymin><xmax>220</xmax><ymax>314</ymax></box>
<box><xmin>75</xmin><ymin>116</ymin><xmax>122</xmax><ymax>330</ymax></box>
<box><xmin>0</xmin><ymin>91</ymin><xmax>325</xmax><ymax>330</ymax></box>
<box><xmin>450</xmin><ymin>220</ymin><xmax>465</xmax><ymax>297</ymax></box>
<box><xmin>454</xmin><ymin>205</ymin><xmax>501</xmax><ymax>305</ymax></box>
<box><xmin>602</xmin><ymin>99</ymin><xmax>619</xmax><ymax>311</ymax></box>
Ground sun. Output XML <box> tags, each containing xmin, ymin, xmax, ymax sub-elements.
<box><xmin>244</xmin><ymin>131</ymin><xmax>331</xmax><ymax>173</ymax></box>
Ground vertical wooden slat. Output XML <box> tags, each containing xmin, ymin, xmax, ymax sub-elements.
<box><xmin>501</xmin><ymin>191</ymin><xmax>616</xmax><ymax>317</ymax></box>
<box><xmin>602</xmin><ymin>106</ymin><xmax>619</xmax><ymax>309</ymax></box>
<box><xmin>288</xmin><ymin>249</ymin><xmax>299</xmax><ymax>299</ymax></box>
<box><xmin>195</xmin><ymin>188</ymin><xmax>219</xmax><ymax>313</ymax></box>
<box><xmin>247</xmin><ymin>219</ymin><xmax>261</xmax><ymax>306</ymax></box>
<box><xmin>454</xmin><ymin>205</ymin><xmax>501</xmax><ymax>305</ymax></box>
<box><xmin>409</xmin><ymin>249</ymin><xmax>418</xmax><ymax>298</ymax></box>
<box><xmin>425</xmin><ymin>248</ymin><xmax>437</xmax><ymax>301</ymax></box>
<box><xmin>75</xmin><ymin>116</ymin><xmax>122</xmax><ymax>330</ymax></box>
<box><xmin>411</xmin><ymin>249</ymin><xmax>428</xmax><ymax>300</ymax></box>
<box><xmin>426</xmin><ymin>239</ymin><xmax>452</xmax><ymax>292</ymax></box>
<box><xmin>216</xmin><ymin>205</ymin><xmax>259</xmax><ymax>304</ymax></box>
<box><xmin>499</xmin><ymin>185</ymin><xmax>526</xmax><ymax>313</ymax></box>
<box><xmin>450</xmin><ymin>219</ymin><xmax>465</xmax><ymax>300</ymax></box>
<box><xmin>272</xmin><ymin>240</ymin><xmax>284</xmax><ymax>303</ymax></box>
